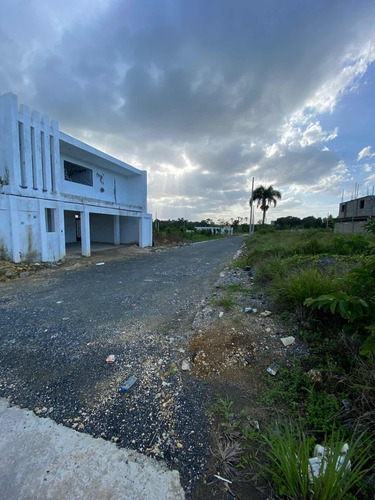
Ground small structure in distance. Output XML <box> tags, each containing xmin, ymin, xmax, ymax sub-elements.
<box><xmin>335</xmin><ymin>195</ymin><xmax>375</xmax><ymax>234</ymax></box>
<box><xmin>194</xmin><ymin>226</ymin><xmax>233</xmax><ymax>235</ymax></box>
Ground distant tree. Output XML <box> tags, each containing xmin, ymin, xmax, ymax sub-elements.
<box><xmin>275</xmin><ymin>216</ymin><xmax>301</xmax><ymax>229</ymax></box>
<box><xmin>252</xmin><ymin>185</ymin><xmax>282</xmax><ymax>226</ymax></box>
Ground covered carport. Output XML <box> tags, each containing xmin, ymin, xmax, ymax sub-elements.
<box><xmin>64</xmin><ymin>207</ymin><xmax>146</xmax><ymax>257</ymax></box>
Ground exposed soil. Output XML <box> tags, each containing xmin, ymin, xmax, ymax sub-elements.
<box><xmin>186</xmin><ymin>267</ymin><xmax>309</xmax><ymax>499</ymax></box>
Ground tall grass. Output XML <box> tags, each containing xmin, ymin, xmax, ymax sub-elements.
<box><xmin>262</xmin><ymin>421</ymin><xmax>370</xmax><ymax>500</ymax></box>
<box><xmin>271</xmin><ymin>268</ymin><xmax>340</xmax><ymax>319</ymax></box>
<box><xmin>240</xmin><ymin>230</ymin><xmax>375</xmax><ymax>268</ymax></box>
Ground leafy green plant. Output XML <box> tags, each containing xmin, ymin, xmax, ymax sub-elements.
<box><xmin>304</xmin><ymin>292</ymin><xmax>368</xmax><ymax>322</ymax></box>
<box><xmin>304</xmin><ymin>257</ymin><xmax>375</xmax><ymax>355</ymax></box>
<box><xmin>364</xmin><ymin>219</ymin><xmax>375</xmax><ymax>235</ymax></box>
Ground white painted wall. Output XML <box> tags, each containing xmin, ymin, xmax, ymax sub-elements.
<box><xmin>120</xmin><ymin>217</ymin><xmax>139</xmax><ymax>244</ymax></box>
<box><xmin>90</xmin><ymin>213</ymin><xmax>115</xmax><ymax>243</ymax></box>
<box><xmin>0</xmin><ymin>92</ymin><xmax>153</xmax><ymax>262</ymax></box>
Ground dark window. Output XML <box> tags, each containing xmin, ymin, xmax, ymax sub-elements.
<box><xmin>341</xmin><ymin>204</ymin><xmax>346</xmax><ymax>212</ymax></box>
<box><xmin>360</xmin><ymin>200</ymin><xmax>365</xmax><ymax>209</ymax></box>
<box><xmin>64</xmin><ymin>161</ymin><xmax>93</xmax><ymax>186</ymax></box>
<box><xmin>45</xmin><ymin>208</ymin><xmax>56</xmax><ymax>232</ymax></box>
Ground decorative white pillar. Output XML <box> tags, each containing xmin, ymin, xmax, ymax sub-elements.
<box><xmin>18</xmin><ymin>104</ymin><xmax>33</xmax><ymax>190</ymax></box>
<box><xmin>0</xmin><ymin>93</ymin><xmax>22</xmax><ymax>191</ymax></box>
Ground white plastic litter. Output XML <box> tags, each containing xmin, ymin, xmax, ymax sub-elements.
<box><xmin>219</xmin><ymin>311</ymin><xmax>224</xmax><ymax>318</ymax></box>
<box><xmin>281</xmin><ymin>336</ymin><xmax>295</xmax><ymax>346</ymax></box>
<box><xmin>308</xmin><ymin>443</ymin><xmax>350</xmax><ymax>482</ymax></box>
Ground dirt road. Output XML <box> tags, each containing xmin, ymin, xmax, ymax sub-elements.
<box><xmin>0</xmin><ymin>236</ymin><xmax>244</xmax><ymax>494</ymax></box>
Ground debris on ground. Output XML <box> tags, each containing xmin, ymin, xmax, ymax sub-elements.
<box><xmin>281</xmin><ymin>336</ymin><xmax>295</xmax><ymax>346</ymax></box>
<box><xmin>120</xmin><ymin>375</ymin><xmax>138</xmax><ymax>393</ymax></box>
<box><xmin>266</xmin><ymin>362</ymin><xmax>279</xmax><ymax>376</ymax></box>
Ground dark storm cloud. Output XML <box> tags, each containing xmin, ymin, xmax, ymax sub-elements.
<box><xmin>1</xmin><ymin>0</ymin><xmax>375</xmax><ymax>219</ymax></box>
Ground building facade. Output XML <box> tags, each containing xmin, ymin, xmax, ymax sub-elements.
<box><xmin>0</xmin><ymin>93</ymin><xmax>152</xmax><ymax>263</ymax></box>
<box><xmin>335</xmin><ymin>195</ymin><xmax>375</xmax><ymax>233</ymax></box>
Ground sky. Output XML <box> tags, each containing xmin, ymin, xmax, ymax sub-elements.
<box><xmin>1</xmin><ymin>0</ymin><xmax>375</xmax><ymax>224</ymax></box>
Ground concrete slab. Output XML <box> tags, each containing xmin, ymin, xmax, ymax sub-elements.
<box><xmin>0</xmin><ymin>399</ymin><xmax>184</xmax><ymax>499</ymax></box>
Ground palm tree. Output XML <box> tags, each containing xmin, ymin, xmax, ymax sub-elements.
<box><xmin>251</xmin><ymin>185</ymin><xmax>281</xmax><ymax>226</ymax></box>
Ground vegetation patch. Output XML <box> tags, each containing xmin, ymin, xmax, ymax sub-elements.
<box><xmin>194</xmin><ymin>228</ymin><xmax>375</xmax><ymax>499</ymax></box>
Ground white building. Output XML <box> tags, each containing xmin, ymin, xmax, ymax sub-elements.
<box><xmin>0</xmin><ymin>93</ymin><xmax>152</xmax><ymax>263</ymax></box>
<box><xmin>194</xmin><ymin>226</ymin><xmax>233</xmax><ymax>235</ymax></box>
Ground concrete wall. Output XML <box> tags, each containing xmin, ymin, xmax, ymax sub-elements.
<box><xmin>120</xmin><ymin>216</ymin><xmax>139</xmax><ymax>244</ymax></box>
<box><xmin>90</xmin><ymin>213</ymin><xmax>114</xmax><ymax>243</ymax></box>
<box><xmin>338</xmin><ymin>196</ymin><xmax>375</xmax><ymax>219</ymax></box>
<box><xmin>64</xmin><ymin>211</ymin><xmax>77</xmax><ymax>243</ymax></box>
<box><xmin>334</xmin><ymin>220</ymin><xmax>369</xmax><ymax>234</ymax></box>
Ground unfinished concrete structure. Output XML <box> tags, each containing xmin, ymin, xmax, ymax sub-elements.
<box><xmin>0</xmin><ymin>93</ymin><xmax>152</xmax><ymax>262</ymax></box>
<box><xmin>335</xmin><ymin>195</ymin><xmax>375</xmax><ymax>233</ymax></box>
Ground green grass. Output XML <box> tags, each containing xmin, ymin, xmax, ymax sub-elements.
<box><xmin>271</xmin><ymin>267</ymin><xmax>340</xmax><ymax>319</ymax></box>
<box><xmin>226</xmin><ymin>229</ymin><xmax>375</xmax><ymax>496</ymax></box>
<box><xmin>260</xmin><ymin>421</ymin><xmax>371</xmax><ymax>500</ymax></box>
<box><xmin>216</xmin><ymin>293</ymin><xmax>235</xmax><ymax>311</ymax></box>
<box><xmin>236</xmin><ymin>229</ymin><xmax>375</xmax><ymax>268</ymax></box>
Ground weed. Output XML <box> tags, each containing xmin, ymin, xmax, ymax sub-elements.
<box><xmin>213</xmin><ymin>434</ymin><xmax>243</xmax><ymax>478</ymax></box>
<box><xmin>222</xmin><ymin>283</ymin><xmax>251</xmax><ymax>294</ymax></box>
<box><xmin>212</xmin><ymin>395</ymin><xmax>235</xmax><ymax>420</ymax></box>
<box><xmin>216</xmin><ymin>294</ymin><xmax>235</xmax><ymax>312</ymax></box>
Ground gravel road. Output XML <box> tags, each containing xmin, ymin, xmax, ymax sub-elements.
<box><xmin>0</xmin><ymin>236</ymin><xmax>244</xmax><ymax>494</ymax></box>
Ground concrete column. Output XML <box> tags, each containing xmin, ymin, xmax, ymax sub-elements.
<box><xmin>0</xmin><ymin>93</ymin><xmax>22</xmax><ymax>191</ymax></box>
<box><xmin>19</xmin><ymin>104</ymin><xmax>33</xmax><ymax>190</ymax></box>
<box><xmin>138</xmin><ymin>216</ymin><xmax>143</xmax><ymax>248</ymax></box>
<box><xmin>41</xmin><ymin>115</ymin><xmax>52</xmax><ymax>192</ymax></box>
<box><xmin>138</xmin><ymin>214</ymin><xmax>152</xmax><ymax>248</ymax></box>
<box><xmin>81</xmin><ymin>209</ymin><xmax>91</xmax><ymax>257</ymax></box>
<box><xmin>50</xmin><ymin>120</ymin><xmax>60</xmax><ymax>194</ymax></box>
<box><xmin>38</xmin><ymin>200</ymin><xmax>48</xmax><ymax>262</ymax></box>
<box><xmin>31</xmin><ymin>110</ymin><xmax>43</xmax><ymax>191</ymax></box>
<box><xmin>114</xmin><ymin>215</ymin><xmax>120</xmax><ymax>245</ymax></box>
<box><xmin>9</xmin><ymin>196</ymin><xmax>20</xmax><ymax>262</ymax></box>
<box><xmin>57</xmin><ymin>205</ymin><xmax>66</xmax><ymax>260</ymax></box>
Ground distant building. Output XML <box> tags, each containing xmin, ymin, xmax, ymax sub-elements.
<box><xmin>194</xmin><ymin>226</ymin><xmax>233</xmax><ymax>235</ymax></box>
<box><xmin>0</xmin><ymin>93</ymin><xmax>152</xmax><ymax>263</ymax></box>
<box><xmin>335</xmin><ymin>195</ymin><xmax>375</xmax><ymax>234</ymax></box>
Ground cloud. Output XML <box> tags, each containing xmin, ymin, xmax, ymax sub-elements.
<box><xmin>358</xmin><ymin>146</ymin><xmax>375</xmax><ymax>160</ymax></box>
<box><xmin>1</xmin><ymin>0</ymin><xmax>375</xmax><ymax>221</ymax></box>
